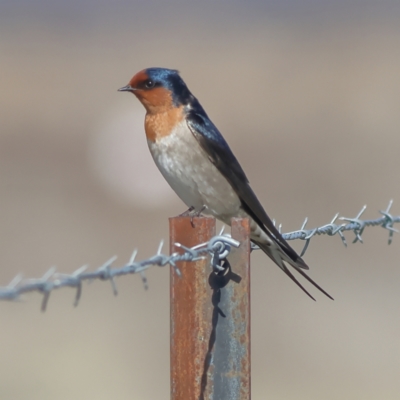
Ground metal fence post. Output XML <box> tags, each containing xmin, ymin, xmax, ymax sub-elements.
<box><xmin>170</xmin><ymin>216</ymin><xmax>251</xmax><ymax>400</ymax></box>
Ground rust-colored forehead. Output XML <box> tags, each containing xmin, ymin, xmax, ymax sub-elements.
<box><xmin>128</xmin><ymin>69</ymin><xmax>149</xmax><ymax>88</ymax></box>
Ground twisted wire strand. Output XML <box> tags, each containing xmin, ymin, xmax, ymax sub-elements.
<box><xmin>0</xmin><ymin>201</ymin><xmax>398</xmax><ymax>310</ymax></box>
<box><xmin>278</xmin><ymin>200</ymin><xmax>398</xmax><ymax>256</ymax></box>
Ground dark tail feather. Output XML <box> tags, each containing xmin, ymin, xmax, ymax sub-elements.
<box><xmin>256</xmin><ymin>241</ymin><xmax>333</xmax><ymax>300</ymax></box>
<box><xmin>280</xmin><ymin>264</ymin><xmax>317</xmax><ymax>301</ymax></box>
<box><xmin>293</xmin><ymin>265</ymin><xmax>334</xmax><ymax>300</ymax></box>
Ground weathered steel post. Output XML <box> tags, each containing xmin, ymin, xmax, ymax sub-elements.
<box><xmin>170</xmin><ymin>216</ymin><xmax>251</xmax><ymax>400</ymax></box>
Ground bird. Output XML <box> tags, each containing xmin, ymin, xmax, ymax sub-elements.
<box><xmin>118</xmin><ymin>67</ymin><xmax>333</xmax><ymax>301</ymax></box>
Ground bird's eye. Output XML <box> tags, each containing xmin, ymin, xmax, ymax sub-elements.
<box><xmin>144</xmin><ymin>79</ymin><xmax>155</xmax><ymax>89</ymax></box>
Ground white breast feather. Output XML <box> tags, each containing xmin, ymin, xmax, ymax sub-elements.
<box><xmin>147</xmin><ymin>121</ymin><xmax>241</xmax><ymax>222</ymax></box>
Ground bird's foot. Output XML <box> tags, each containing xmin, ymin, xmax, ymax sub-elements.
<box><xmin>179</xmin><ymin>206</ymin><xmax>195</xmax><ymax>217</ymax></box>
<box><xmin>179</xmin><ymin>206</ymin><xmax>207</xmax><ymax>227</ymax></box>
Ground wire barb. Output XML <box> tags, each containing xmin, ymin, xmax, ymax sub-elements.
<box><xmin>0</xmin><ymin>202</ymin><xmax>398</xmax><ymax>309</ymax></box>
<box><xmin>379</xmin><ymin>200</ymin><xmax>399</xmax><ymax>245</ymax></box>
<box><xmin>281</xmin><ymin>202</ymin><xmax>399</xmax><ymax>250</ymax></box>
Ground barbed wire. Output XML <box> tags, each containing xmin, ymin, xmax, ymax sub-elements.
<box><xmin>0</xmin><ymin>201</ymin><xmax>398</xmax><ymax>310</ymax></box>
<box><xmin>277</xmin><ymin>200</ymin><xmax>398</xmax><ymax>256</ymax></box>
<box><xmin>0</xmin><ymin>234</ymin><xmax>240</xmax><ymax>311</ymax></box>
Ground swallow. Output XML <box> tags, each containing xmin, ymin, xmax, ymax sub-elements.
<box><xmin>119</xmin><ymin>67</ymin><xmax>333</xmax><ymax>300</ymax></box>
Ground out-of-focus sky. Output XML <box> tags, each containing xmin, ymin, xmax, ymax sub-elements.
<box><xmin>1</xmin><ymin>2</ymin><xmax>400</xmax><ymax>399</ymax></box>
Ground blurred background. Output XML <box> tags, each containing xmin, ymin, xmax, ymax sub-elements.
<box><xmin>1</xmin><ymin>1</ymin><xmax>400</xmax><ymax>399</ymax></box>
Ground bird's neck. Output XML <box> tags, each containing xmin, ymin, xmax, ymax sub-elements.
<box><xmin>145</xmin><ymin>106</ymin><xmax>185</xmax><ymax>142</ymax></box>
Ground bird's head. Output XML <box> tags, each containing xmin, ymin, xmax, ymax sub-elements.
<box><xmin>118</xmin><ymin>68</ymin><xmax>192</xmax><ymax>114</ymax></box>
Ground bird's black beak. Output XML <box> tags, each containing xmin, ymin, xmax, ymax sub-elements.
<box><xmin>118</xmin><ymin>85</ymin><xmax>135</xmax><ymax>92</ymax></box>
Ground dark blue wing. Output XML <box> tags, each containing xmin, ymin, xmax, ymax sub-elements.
<box><xmin>186</xmin><ymin>106</ymin><xmax>304</xmax><ymax>266</ymax></box>
<box><xmin>187</xmin><ymin>105</ymin><xmax>334</xmax><ymax>300</ymax></box>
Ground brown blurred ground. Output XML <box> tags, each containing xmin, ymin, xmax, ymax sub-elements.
<box><xmin>1</xmin><ymin>4</ymin><xmax>400</xmax><ymax>399</ymax></box>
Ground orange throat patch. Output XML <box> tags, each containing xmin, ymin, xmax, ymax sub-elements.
<box><xmin>145</xmin><ymin>106</ymin><xmax>185</xmax><ymax>142</ymax></box>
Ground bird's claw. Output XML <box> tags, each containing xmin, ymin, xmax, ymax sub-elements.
<box><xmin>179</xmin><ymin>206</ymin><xmax>207</xmax><ymax>227</ymax></box>
<box><xmin>179</xmin><ymin>206</ymin><xmax>195</xmax><ymax>217</ymax></box>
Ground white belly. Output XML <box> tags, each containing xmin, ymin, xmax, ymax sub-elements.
<box><xmin>147</xmin><ymin>121</ymin><xmax>241</xmax><ymax>222</ymax></box>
